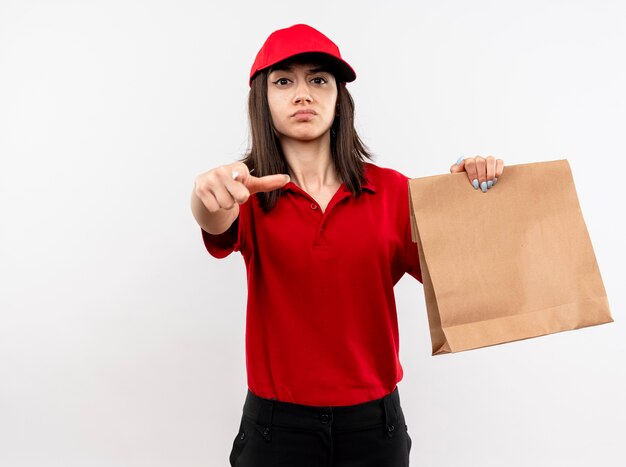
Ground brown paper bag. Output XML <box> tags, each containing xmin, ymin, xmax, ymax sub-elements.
<box><xmin>408</xmin><ymin>159</ymin><xmax>613</xmax><ymax>355</ymax></box>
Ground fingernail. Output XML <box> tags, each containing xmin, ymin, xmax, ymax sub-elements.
<box><xmin>487</xmin><ymin>180</ymin><xmax>493</xmax><ymax>189</ymax></box>
<box><xmin>455</xmin><ymin>156</ymin><xmax>464</xmax><ymax>166</ymax></box>
<box><xmin>285</xmin><ymin>175</ymin><xmax>291</xmax><ymax>183</ymax></box>
<box><xmin>493</xmin><ymin>177</ymin><xmax>498</xmax><ymax>185</ymax></box>
<box><xmin>231</xmin><ymin>170</ymin><xmax>239</xmax><ymax>180</ymax></box>
<box><xmin>472</xmin><ymin>179</ymin><xmax>479</xmax><ymax>189</ymax></box>
<box><xmin>481</xmin><ymin>181</ymin><xmax>487</xmax><ymax>192</ymax></box>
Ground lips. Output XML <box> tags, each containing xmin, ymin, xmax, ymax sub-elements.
<box><xmin>292</xmin><ymin>109</ymin><xmax>317</xmax><ymax>117</ymax></box>
<box><xmin>291</xmin><ymin>109</ymin><xmax>317</xmax><ymax>122</ymax></box>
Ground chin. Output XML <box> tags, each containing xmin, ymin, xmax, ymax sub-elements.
<box><xmin>293</xmin><ymin>133</ymin><xmax>324</xmax><ymax>142</ymax></box>
<box><xmin>284</xmin><ymin>128</ymin><xmax>331</xmax><ymax>142</ymax></box>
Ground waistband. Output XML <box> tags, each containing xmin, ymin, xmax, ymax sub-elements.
<box><xmin>242</xmin><ymin>387</ymin><xmax>404</xmax><ymax>435</ymax></box>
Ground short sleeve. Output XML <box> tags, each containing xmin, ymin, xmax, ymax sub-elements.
<box><xmin>404</xmin><ymin>215</ymin><xmax>423</xmax><ymax>283</ymax></box>
<box><xmin>200</xmin><ymin>200</ymin><xmax>250</xmax><ymax>258</ymax></box>
<box><xmin>397</xmin><ymin>174</ymin><xmax>422</xmax><ymax>283</ymax></box>
<box><xmin>200</xmin><ymin>217</ymin><xmax>240</xmax><ymax>258</ymax></box>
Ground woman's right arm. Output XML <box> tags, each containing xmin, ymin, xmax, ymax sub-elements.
<box><xmin>191</xmin><ymin>187</ymin><xmax>239</xmax><ymax>235</ymax></box>
<box><xmin>191</xmin><ymin>162</ymin><xmax>290</xmax><ymax>235</ymax></box>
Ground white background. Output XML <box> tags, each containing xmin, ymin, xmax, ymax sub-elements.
<box><xmin>1</xmin><ymin>1</ymin><xmax>624</xmax><ymax>466</ymax></box>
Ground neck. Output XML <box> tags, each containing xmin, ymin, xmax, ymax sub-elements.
<box><xmin>279</xmin><ymin>133</ymin><xmax>340</xmax><ymax>192</ymax></box>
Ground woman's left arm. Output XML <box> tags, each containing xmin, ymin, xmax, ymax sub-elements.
<box><xmin>450</xmin><ymin>156</ymin><xmax>505</xmax><ymax>193</ymax></box>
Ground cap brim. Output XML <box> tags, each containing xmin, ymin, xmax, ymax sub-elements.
<box><xmin>250</xmin><ymin>51</ymin><xmax>356</xmax><ymax>86</ymax></box>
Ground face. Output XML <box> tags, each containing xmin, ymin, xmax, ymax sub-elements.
<box><xmin>267</xmin><ymin>62</ymin><xmax>338</xmax><ymax>144</ymax></box>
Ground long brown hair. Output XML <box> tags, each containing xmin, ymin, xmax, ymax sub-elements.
<box><xmin>242</xmin><ymin>56</ymin><xmax>373</xmax><ymax>212</ymax></box>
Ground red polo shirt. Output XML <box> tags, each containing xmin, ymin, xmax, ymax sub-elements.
<box><xmin>201</xmin><ymin>162</ymin><xmax>422</xmax><ymax>406</ymax></box>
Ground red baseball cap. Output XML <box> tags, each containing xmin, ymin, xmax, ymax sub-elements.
<box><xmin>249</xmin><ymin>24</ymin><xmax>356</xmax><ymax>86</ymax></box>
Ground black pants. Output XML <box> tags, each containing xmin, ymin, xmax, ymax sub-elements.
<box><xmin>229</xmin><ymin>386</ymin><xmax>412</xmax><ymax>467</ymax></box>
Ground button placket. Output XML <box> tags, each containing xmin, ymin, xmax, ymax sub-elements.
<box><xmin>289</xmin><ymin>184</ymin><xmax>352</xmax><ymax>247</ymax></box>
<box><xmin>315</xmin><ymin>192</ymin><xmax>351</xmax><ymax>245</ymax></box>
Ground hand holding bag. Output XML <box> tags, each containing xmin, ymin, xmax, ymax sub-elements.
<box><xmin>408</xmin><ymin>159</ymin><xmax>613</xmax><ymax>355</ymax></box>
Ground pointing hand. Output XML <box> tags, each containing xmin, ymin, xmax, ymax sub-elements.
<box><xmin>194</xmin><ymin>163</ymin><xmax>290</xmax><ymax>213</ymax></box>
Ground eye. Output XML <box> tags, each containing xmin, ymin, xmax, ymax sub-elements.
<box><xmin>310</xmin><ymin>76</ymin><xmax>328</xmax><ymax>84</ymax></box>
<box><xmin>272</xmin><ymin>78</ymin><xmax>291</xmax><ymax>86</ymax></box>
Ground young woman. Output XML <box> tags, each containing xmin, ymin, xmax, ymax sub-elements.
<box><xmin>191</xmin><ymin>24</ymin><xmax>504</xmax><ymax>467</ymax></box>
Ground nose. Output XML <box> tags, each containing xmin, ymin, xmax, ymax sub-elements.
<box><xmin>293</xmin><ymin>81</ymin><xmax>312</xmax><ymax>104</ymax></box>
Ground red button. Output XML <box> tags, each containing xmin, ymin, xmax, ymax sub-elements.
<box><xmin>310</xmin><ymin>203</ymin><xmax>318</xmax><ymax>210</ymax></box>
